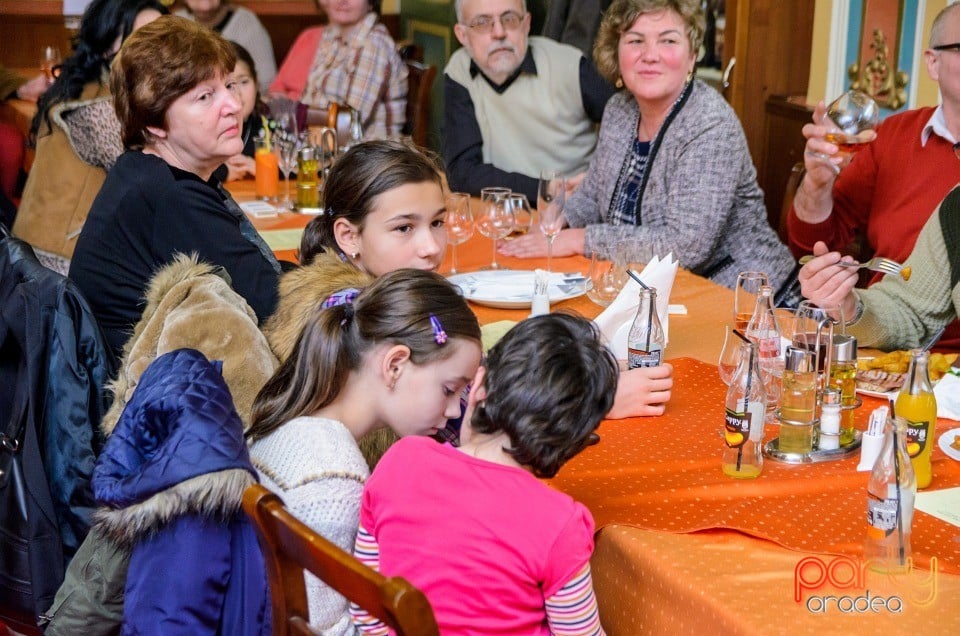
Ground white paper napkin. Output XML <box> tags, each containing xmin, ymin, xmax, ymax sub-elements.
<box><xmin>593</xmin><ymin>254</ymin><xmax>679</xmax><ymax>359</ymax></box>
<box><xmin>934</xmin><ymin>373</ymin><xmax>960</xmax><ymax>420</ymax></box>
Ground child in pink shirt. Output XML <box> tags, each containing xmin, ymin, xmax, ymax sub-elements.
<box><xmin>352</xmin><ymin>313</ymin><xmax>618</xmax><ymax>635</ymax></box>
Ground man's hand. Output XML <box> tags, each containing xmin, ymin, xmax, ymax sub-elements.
<box><xmin>498</xmin><ymin>227</ymin><xmax>585</xmax><ymax>259</ymax></box>
<box><xmin>606</xmin><ymin>363</ymin><xmax>674</xmax><ymax>419</ymax></box>
<box><xmin>797</xmin><ymin>240</ymin><xmax>859</xmax><ymax>320</ymax></box>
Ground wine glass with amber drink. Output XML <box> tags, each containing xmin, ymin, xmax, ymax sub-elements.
<box><xmin>818</xmin><ymin>90</ymin><xmax>879</xmax><ymax>169</ymax></box>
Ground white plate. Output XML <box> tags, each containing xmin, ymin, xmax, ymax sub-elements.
<box><xmin>448</xmin><ymin>270</ymin><xmax>588</xmax><ymax>309</ymax></box>
<box><xmin>939</xmin><ymin>428</ymin><xmax>960</xmax><ymax>461</ymax></box>
<box><xmin>856</xmin><ymin>386</ymin><xmax>899</xmax><ymax>399</ymax></box>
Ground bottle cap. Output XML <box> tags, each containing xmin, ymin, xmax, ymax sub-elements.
<box><xmin>822</xmin><ymin>387</ymin><xmax>841</xmax><ymax>405</ymax></box>
<box><xmin>831</xmin><ymin>334</ymin><xmax>857</xmax><ymax>363</ymax></box>
<box><xmin>298</xmin><ymin>146</ymin><xmax>315</xmax><ymax>161</ymax></box>
<box><xmin>785</xmin><ymin>346</ymin><xmax>815</xmax><ymax>372</ymax></box>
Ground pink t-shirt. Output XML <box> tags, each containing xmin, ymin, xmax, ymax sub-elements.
<box><xmin>270</xmin><ymin>26</ymin><xmax>323</xmax><ymax>100</ymax></box>
<box><xmin>360</xmin><ymin>436</ymin><xmax>595</xmax><ymax>635</ymax></box>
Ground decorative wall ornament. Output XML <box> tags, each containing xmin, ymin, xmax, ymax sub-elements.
<box><xmin>848</xmin><ymin>28</ymin><xmax>909</xmax><ymax>110</ymax></box>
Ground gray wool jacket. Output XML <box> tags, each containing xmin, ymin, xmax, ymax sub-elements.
<box><xmin>565</xmin><ymin>80</ymin><xmax>796</xmax><ymax>296</ymax></box>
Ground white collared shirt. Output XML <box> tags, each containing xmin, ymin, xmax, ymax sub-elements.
<box><xmin>921</xmin><ymin>104</ymin><xmax>958</xmax><ymax>145</ymax></box>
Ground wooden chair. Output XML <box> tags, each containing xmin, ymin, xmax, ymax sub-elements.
<box><xmin>242</xmin><ymin>484</ymin><xmax>439</xmax><ymax>636</ymax></box>
<box><xmin>402</xmin><ymin>60</ymin><xmax>437</xmax><ymax>148</ymax></box>
<box><xmin>778</xmin><ymin>161</ymin><xmax>806</xmax><ymax>245</ymax></box>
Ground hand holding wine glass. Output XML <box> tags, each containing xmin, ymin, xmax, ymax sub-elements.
<box><xmin>538</xmin><ymin>170</ymin><xmax>566</xmax><ymax>273</ymax></box>
<box><xmin>805</xmin><ymin>89</ymin><xmax>879</xmax><ymax>174</ymax></box>
<box><xmin>445</xmin><ymin>193</ymin><xmax>474</xmax><ymax>274</ymax></box>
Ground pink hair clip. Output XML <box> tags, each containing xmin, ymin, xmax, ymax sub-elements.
<box><xmin>429</xmin><ymin>314</ymin><xmax>447</xmax><ymax>345</ymax></box>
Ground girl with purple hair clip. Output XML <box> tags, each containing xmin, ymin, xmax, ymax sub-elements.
<box><xmin>246</xmin><ymin>269</ymin><xmax>481</xmax><ymax>633</ymax></box>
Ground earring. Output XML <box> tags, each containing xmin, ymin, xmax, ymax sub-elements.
<box><xmin>615</xmin><ymin>77</ymin><xmax>624</xmax><ymax>89</ymax></box>
<box><xmin>352</xmin><ymin>251</ymin><xmax>359</xmax><ymax>259</ymax></box>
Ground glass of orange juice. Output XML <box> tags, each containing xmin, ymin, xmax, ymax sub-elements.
<box><xmin>255</xmin><ymin>137</ymin><xmax>279</xmax><ymax>201</ymax></box>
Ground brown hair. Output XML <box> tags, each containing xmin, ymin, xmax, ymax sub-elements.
<box><xmin>246</xmin><ymin>269</ymin><xmax>481</xmax><ymax>442</ymax></box>
<box><xmin>306</xmin><ymin>139</ymin><xmax>444</xmax><ymax>263</ymax></box>
<box><xmin>470</xmin><ymin>313</ymin><xmax>618</xmax><ymax>478</ymax></box>
<box><xmin>594</xmin><ymin>0</ymin><xmax>705</xmax><ymax>85</ymax></box>
<box><xmin>111</xmin><ymin>14</ymin><xmax>236</xmax><ymax>149</ymax></box>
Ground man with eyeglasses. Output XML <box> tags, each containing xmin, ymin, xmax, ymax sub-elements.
<box><xmin>788</xmin><ymin>2</ymin><xmax>960</xmax><ymax>350</ymax></box>
<box><xmin>443</xmin><ymin>0</ymin><xmax>615</xmax><ymax>204</ymax></box>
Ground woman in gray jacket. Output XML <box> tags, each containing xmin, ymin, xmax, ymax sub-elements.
<box><xmin>504</xmin><ymin>0</ymin><xmax>798</xmax><ymax>304</ymax></box>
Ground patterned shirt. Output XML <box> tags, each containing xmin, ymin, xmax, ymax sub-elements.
<box><xmin>302</xmin><ymin>12</ymin><xmax>408</xmax><ymax>139</ymax></box>
<box><xmin>609</xmin><ymin>139</ymin><xmax>651</xmax><ymax>226</ymax></box>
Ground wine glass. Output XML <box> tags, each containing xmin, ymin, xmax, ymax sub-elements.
<box><xmin>476</xmin><ymin>188</ymin><xmax>515</xmax><ymax>270</ymax></box>
<box><xmin>40</xmin><ymin>45</ymin><xmax>61</xmax><ymax>84</ymax></box>
<box><xmin>274</xmin><ymin>128</ymin><xmax>299</xmax><ymax>210</ymax></box>
<box><xmin>505</xmin><ymin>193</ymin><xmax>533</xmax><ymax>237</ymax></box>
<box><xmin>734</xmin><ymin>271</ymin><xmax>769</xmax><ymax>330</ymax></box>
<box><xmin>586</xmin><ymin>252</ymin><xmax>627</xmax><ymax>307</ymax></box>
<box><xmin>538</xmin><ymin>170</ymin><xmax>566</xmax><ymax>273</ymax></box>
<box><xmin>718</xmin><ymin>326</ymin><xmax>743</xmax><ymax>385</ymax></box>
<box><xmin>478</xmin><ymin>187</ymin><xmax>513</xmax><ymax>269</ymax></box>
<box><xmin>445</xmin><ymin>192</ymin><xmax>474</xmax><ymax>274</ymax></box>
<box><xmin>813</xmin><ymin>89</ymin><xmax>879</xmax><ymax>172</ymax></box>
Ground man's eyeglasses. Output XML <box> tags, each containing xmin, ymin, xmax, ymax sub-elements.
<box><xmin>466</xmin><ymin>11</ymin><xmax>524</xmax><ymax>34</ymax></box>
<box><xmin>932</xmin><ymin>42</ymin><xmax>960</xmax><ymax>52</ymax></box>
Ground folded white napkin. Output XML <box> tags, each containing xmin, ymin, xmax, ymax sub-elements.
<box><xmin>593</xmin><ymin>254</ymin><xmax>679</xmax><ymax>359</ymax></box>
<box><xmin>934</xmin><ymin>373</ymin><xmax>960</xmax><ymax>420</ymax></box>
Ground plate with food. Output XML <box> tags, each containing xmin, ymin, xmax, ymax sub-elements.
<box><xmin>938</xmin><ymin>428</ymin><xmax>960</xmax><ymax>461</ymax></box>
<box><xmin>856</xmin><ymin>351</ymin><xmax>958</xmax><ymax>396</ymax></box>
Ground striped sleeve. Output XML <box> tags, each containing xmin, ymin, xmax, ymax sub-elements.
<box><xmin>350</xmin><ymin>525</ymin><xmax>389</xmax><ymax>635</ymax></box>
<box><xmin>544</xmin><ymin>564</ymin><xmax>605</xmax><ymax>636</ymax></box>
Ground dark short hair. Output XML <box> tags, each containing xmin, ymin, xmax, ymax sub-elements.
<box><xmin>594</xmin><ymin>0</ymin><xmax>705</xmax><ymax>85</ymax></box>
<box><xmin>111</xmin><ymin>15</ymin><xmax>236</xmax><ymax>148</ymax></box>
<box><xmin>307</xmin><ymin>139</ymin><xmax>444</xmax><ymax>263</ymax></box>
<box><xmin>470</xmin><ymin>313</ymin><xmax>619</xmax><ymax>478</ymax></box>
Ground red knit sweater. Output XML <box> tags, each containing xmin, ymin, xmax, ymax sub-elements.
<box><xmin>787</xmin><ymin>107</ymin><xmax>960</xmax><ymax>351</ymax></box>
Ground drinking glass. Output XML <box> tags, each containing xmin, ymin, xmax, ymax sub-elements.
<box><xmin>538</xmin><ymin>170</ymin><xmax>566</xmax><ymax>273</ymax></box>
<box><xmin>586</xmin><ymin>252</ymin><xmax>627</xmax><ymax>307</ymax></box>
<box><xmin>273</xmin><ymin>117</ymin><xmax>299</xmax><ymax>210</ymax></box>
<box><xmin>506</xmin><ymin>193</ymin><xmax>533</xmax><ymax>237</ymax></box>
<box><xmin>733</xmin><ymin>271</ymin><xmax>769</xmax><ymax>330</ymax></box>
<box><xmin>718</xmin><ymin>326</ymin><xmax>743</xmax><ymax>385</ymax></box>
<box><xmin>254</xmin><ymin>136</ymin><xmax>279</xmax><ymax>201</ymax></box>
<box><xmin>445</xmin><ymin>192</ymin><xmax>474</xmax><ymax>274</ymax></box>
<box><xmin>477</xmin><ymin>188</ymin><xmax>515</xmax><ymax>269</ymax></box>
<box><xmin>813</xmin><ymin>89</ymin><xmax>879</xmax><ymax>172</ymax></box>
<box><xmin>40</xmin><ymin>45</ymin><xmax>61</xmax><ymax>84</ymax></box>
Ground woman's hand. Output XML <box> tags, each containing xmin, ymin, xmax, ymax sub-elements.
<box><xmin>606</xmin><ymin>363</ymin><xmax>674</xmax><ymax>419</ymax></box>
<box><xmin>565</xmin><ymin>171</ymin><xmax>586</xmax><ymax>195</ymax></box>
<box><xmin>798</xmin><ymin>241</ymin><xmax>859</xmax><ymax>319</ymax></box>
<box><xmin>498</xmin><ymin>228</ymin><xmax>586</xmax><ymax>259</ymax></box>
<box><xmin>224</xmin><ymin>154</ymin><xmax>256</xmax><ymax>181</ymax></box>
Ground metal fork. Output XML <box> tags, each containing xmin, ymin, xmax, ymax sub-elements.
<box><xmin>798</xmin><ymin>254</ymin><xmax>904</xmax><ymax>277</ymax></box>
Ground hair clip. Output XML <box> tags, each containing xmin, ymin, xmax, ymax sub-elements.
<box><xmin>429</xmin><ymin>314</ymin><xmax>447</xmax><ymax>345</ymax></box>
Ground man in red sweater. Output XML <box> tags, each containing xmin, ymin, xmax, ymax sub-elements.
<box><xmin>788</xmin><ymin>3</ymin><xmax>960</xmax><ymax>351</ymax></box>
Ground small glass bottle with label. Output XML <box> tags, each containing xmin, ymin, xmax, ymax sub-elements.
<box><xmin>865</xmin><ymin>416</ymin><xmax>916</xmax><ymax>573</ymax></box>
<box><xmin>627</xmin><ymin>288</ymin><xmax>664</xmax><ymax>368</ymax></box>
<box><xmin>745</xmin><ymin>284</ymin><xmax>783</xmax><ymax>423</ymax></box>
<box><xmin>722</xmin><ymin>341</ymin><xmax>766</xmax><ymax>478</ymax></box>
<box><xmin>894</xmin><ymin>349</ymin><xmax>938</xmax><ymax>489</ymax></box>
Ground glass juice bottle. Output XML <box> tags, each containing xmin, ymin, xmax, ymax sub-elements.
<box><xmin>778</xmin><ymin>347</ymin><xmax>817</xmax><ymax>454</ymax></box>
<box><xmin>894</xmin><ymin>350</ymin><xmax>938</xmax><ymax>489</ymax></box>
<box><xmin>830</xmin><ymin>335</ymin><xmax>858</xmax><ymax>446</ymax></box>
<box><xmin>865</xmin><ymin>416</ymin><xmax>916</xmax><ymax>573</ymax></box>
<box><xmin>627</xmin><ymin>288</ymin><xmax>664</xmax><ymax>368</ymax></box>
<box><xmin>723</xmin><ymin>341</ymin><xmax>766</xmax><ymax>478</ymax></box>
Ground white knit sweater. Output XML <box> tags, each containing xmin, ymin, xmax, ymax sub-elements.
<box><xmin>249</xmin><ymin>416</ymin><xmax>368</xmax><ymax>635</ymax></box>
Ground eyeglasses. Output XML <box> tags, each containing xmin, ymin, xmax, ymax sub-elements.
<box><xmin>465</xmin><ymin>11</ymin><xmax>524</xmax><ymax>34</ymax></box>
<box><xmin>932</xmin><ymin>42</ymin><xmax>960</xmax><ymax>52</ymax></box>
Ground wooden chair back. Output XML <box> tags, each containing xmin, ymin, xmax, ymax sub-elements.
<box><xmin>403</xmin><ymin>60</ymin><xmax>438</xmax><ymax>148</ymax></box>
<box><xmin>778</xmin><ymin>161</ymin><xmax>806</xmax><ymax>244</ymax></box>
<box><xmin>242</xmin><ymin>484</ymin><xmax>439</xmax><ymax>636</ymax></box>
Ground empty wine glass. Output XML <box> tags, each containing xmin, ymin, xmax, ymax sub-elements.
<box><xmin>274</xmin><ymin>128</ymin><xmax>299</xmax><ymax>211</ymax></box>
<box><xmin>538</xmin><ymin>170</ymin><xmax>566</xmax><ymax>273</ymax></box>
<box><xmin>478</xmin><ymin>187</ymin><xmax>513</xmax><ymax>269</ymax></box>
<box><xmin>586</xmin><ymin>252</ymin><xmax>627</xmax><ymax>307</ymax></box>
<box><xmin>733</xmin><ymin>271</ymin><xmax>769</xmax><ymax>330</ymax></box>
<box><xmin>40</xmin><ymin>45</ymin><xmax>61</xmax><ymax>84</ymax></box>
<box><xmin>505</xmin><ymin>193</ymin><xmax>533</xmax><ymax>237</ymax></box>
<box><xmin>813</xmin><ymin>89</ymin><xmax>879</xmax><ymax>172</ymax></box>
<box><xmin>477</xmin><ymin>188</ymin><xmax>515</xmax><ymax>270</ymax></box>
<box><xmin>445</xmin><ymin>192</ymin><xmax>474</xmax><ymax>274</ymax></box>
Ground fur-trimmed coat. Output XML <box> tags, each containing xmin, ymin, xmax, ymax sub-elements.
<box><xmin>44</xmin><ymin>349</ymin><xmax>270</xmax><ymax>635</ymax></box>
<box><xmin>260</xmin><ymin>251</ymin><xmax>397</xmax><ymax>469</ymax></box>
<box><xmin>102</xmin><ymin>253</ymin><xmax>279</xmax><ymax>434</ymax></box>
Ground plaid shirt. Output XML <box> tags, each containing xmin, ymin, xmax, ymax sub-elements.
<box><xmin>302</xmin><ymin>12</ymin><xmax>408</xmax><ymax>139</ymax></box>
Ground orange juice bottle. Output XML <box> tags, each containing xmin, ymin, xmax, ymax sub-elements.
<box><xmin>894</xmin><ymin>350</ymin><xmax>937</xmax><ymax>489</ymax></box>
<box><xmin>255</xmin><ymin>140</ymin><xmax>279</xmax><ymax>201</ymax></box>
